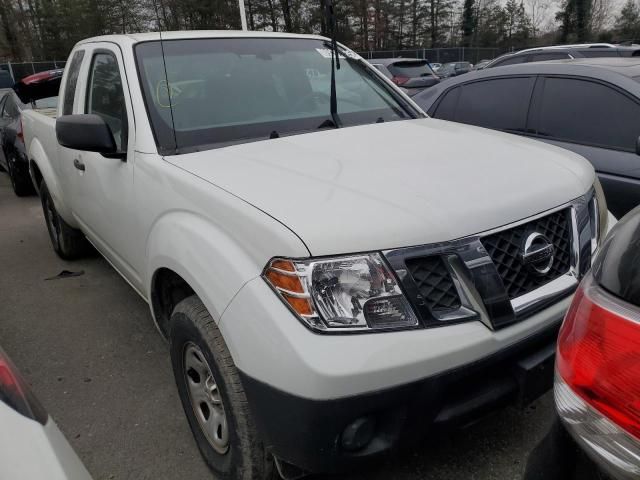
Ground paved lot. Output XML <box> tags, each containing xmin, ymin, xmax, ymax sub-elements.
<box><xmin>0</xmin><ymin>172</ymin><xmax>554</xmax><ymax>480</ymax></box>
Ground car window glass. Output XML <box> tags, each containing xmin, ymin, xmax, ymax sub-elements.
<box><xmin>135</xmin><ymin>38</ymin><xmax>414</xmax><ymax>152</ymax></box>
<box><xmin>387</xmin><ymin>61</ymin><xmax>435</xmax><ymax>78</ymax></box>
<box><xmin>432</xmin><ymin>86</ymin><xmax>460</xmax><ymax>120</ymax></box>
<box><xmin>3</xmin><ymin>96</ymin><xmax>18</xmax><ymax>117</ymax></box>
<box><xmin>537</xmin><ymin>77</ymin><xmax>640</xmax><ymax>151</ymax></box>
<box><xmin>62</xmin><ymin>50</ymin><xmax>85</xmax><ymax>116</ymax></box>
<box><xmin>453</xmin><ymin>77</ymin><xmax>535</xmax><ymax>131</ymax></box>
<box><xmin>580</xmin><ymin>50</ymin><xmax>620</xmax><ymax>57</ymax></box>
<box><xmin>86</xmin><ymin>52</ymin><xmax>128</xmax><ymax>151</ymax></box>
<box><xmin>494</xmin><ymin>55</ymin><xmax>526</xmax><ymax>67</ymax></box>
<box><xmin>531</xmin><ymin>52</ymin><xmax>571</xmax><ymax>61</ymax></box>
<box><xmin>0</xmin><ymin>95</ymin><xmax>8</xmax><ymax>117</ymax></box>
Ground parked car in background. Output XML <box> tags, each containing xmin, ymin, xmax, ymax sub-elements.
<box><xmin>0</xmin><ymin>345</ymin><xmax>92</xmax><ymax>479</ymax></box>
<box><xmin>22</xmin><ymin>30</ymin><xmax>609</xmax><ymax>480</ymax></box>
<box><xmin>474</xmin><ymin>59</ymin><xmax>492</xmax><ymax>70</ymax></box>
<box><xmin>0</xmin><ymin>70</ymin><xmax>61</xmax><ymax>196</ymax></box>
<box><xmin>430</xmin><ymin>62</ymin><xmax>442</xmax><ymax>71</ymax></box>
<box><xmin>0</xmin><ymin>69</ymin><xmax>13</xmax><ymax>89</ymax></box>
<box><xmin>415</xmin><ymin>58</ymin><xmax>640</xmax><ymax>218</ymax></box>
<box><xmin>436</xmin><ymin>61</ymin><xmax>472</xmax><ymax>78</ymax></box>
<box><xmin>486</xmin><ymin>43</ymin><xmax>640</xmax><ymax>68</ymax></box>
<box><xmin>525</xmin><ymin>205</ymin><xmax>640</xmax><ymax>480</ymax></box>
<box><xmin>369</xmin><ymin>58</ymin><xmax>440</xmax><ymax>95</ymax></box>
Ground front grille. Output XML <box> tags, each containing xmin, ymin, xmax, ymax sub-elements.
<box><xmin>406</xmin><ymin>256</ymin><xmax>461</xmax><ymax>312</ymax></box>
<box><xmin>481</xmin><ymin>209</ymin><xmax>572</xmax><ymax>299</ymax></box>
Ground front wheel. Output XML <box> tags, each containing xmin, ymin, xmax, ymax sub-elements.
<box><xmin>169</xmin><ymin>295</ymin><xmax>276</xmax><ymax>480</ymax></box>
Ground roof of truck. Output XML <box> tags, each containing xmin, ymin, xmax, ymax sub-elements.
<box><xmin>78</xmin><ymin>30</ymin><xmax>328</xmax><ymax>46</ymax></box>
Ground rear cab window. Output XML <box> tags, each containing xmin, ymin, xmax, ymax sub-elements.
<box><xmin>62</xmin><ymin>50</ymin><xmax>85</xmax><ymax>115</ymax></box>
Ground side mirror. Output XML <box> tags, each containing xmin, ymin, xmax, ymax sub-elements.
<box><xmin>636</xmin><ymin>136</ymin><xmax>640</xmax><ymax>156</ymax></box>
<box><xmin>56</xmin><ymin>114</ymin><xmax>122</xmax><ymax>158</ymax></box>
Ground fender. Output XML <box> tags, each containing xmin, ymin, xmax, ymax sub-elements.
<box><xmin>145</xmin><ymin>210</ymin><xmax>307</xmax><ymax>326</ymax></box>
<box><xmin>26</xmin><ymin>126</ymin><xmax>78</xmax><ymax>228</ymax></box>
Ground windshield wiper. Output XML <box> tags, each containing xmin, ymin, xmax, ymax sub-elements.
<box><xmin>324</xmin><ymin>0</ymin><xmax>341</xmax><ymax>128</ymax></box>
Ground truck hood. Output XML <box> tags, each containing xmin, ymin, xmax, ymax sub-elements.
<box><xmin>170</xmin><ymin>119</ymin><xmax>594</xmax><ymax>256</ymax></box>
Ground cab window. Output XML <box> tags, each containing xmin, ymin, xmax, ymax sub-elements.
<box><xmin>86</xmin><ymin>52</ymin><xmax>128</xmax><ymax>151</ymax></box>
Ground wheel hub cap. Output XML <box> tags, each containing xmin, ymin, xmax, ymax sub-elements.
<box><xmin>183</xmin><ymin>343</ymin><xmax>229</xmax><ymax>454</ymax></box>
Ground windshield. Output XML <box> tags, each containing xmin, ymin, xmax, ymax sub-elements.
<box><xmin>387</xmin><ymin>61</ymin><xmax>435</xmax><ymax>78</ymax></box>
<box><xmin>135</xmin><ymin>38</ymin><xmax>417</xmax><ymax>154</ymax></box>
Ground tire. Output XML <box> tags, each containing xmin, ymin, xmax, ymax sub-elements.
<box><xmin>7</xmin><ymin>155</ymin><xmax>35</xmax><ymax>197</ymax></box>
<box><xmin>169</xmin><ymin>295</ymin><xmax>276</xmax><ymax>480</ymax></box>
<box><xmin>40</xmin><ymin>182</ymin><xmax>89</xmax><ymax>259</ymax></box>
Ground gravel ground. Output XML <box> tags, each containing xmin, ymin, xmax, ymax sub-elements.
<box><xmin>0</xmin><ymin>173</ymin><xmax>553</xmax><ymax>480</ymax></box>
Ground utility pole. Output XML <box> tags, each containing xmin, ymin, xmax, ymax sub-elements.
<box><xmin>239</xmin><ymin>0</ymin><xmax>248</xmax><ymax>30</ymax></box>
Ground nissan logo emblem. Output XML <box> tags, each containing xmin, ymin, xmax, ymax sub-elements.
<box><xmin>521</xmin><ymin>232</ymin><xmax>555</xmax><ymax>275</ymax></box>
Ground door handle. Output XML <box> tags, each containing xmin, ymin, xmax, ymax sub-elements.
<box><xmin>73</xmin><ymin>158</ymin><xmax>85</xmax><ymax>171</ymax></box>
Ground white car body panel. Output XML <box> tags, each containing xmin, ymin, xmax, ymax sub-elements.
<box><xmin>172</xmin><ymin>119</ymin><xmax>594</xmax><ymax>255</ymax></box>
<box><xmin>219</xmin><ymin>276</ymin><xmax>573</xmax><ymax>399</ymax></box>
<box><xmin>0</xmin><ymin>402</ymin><xmax>91</xmax><ymax>480</ymax></box>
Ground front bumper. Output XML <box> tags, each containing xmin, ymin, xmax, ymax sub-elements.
<box><xmin>240</xmin><ymin>320</ymin><xmax>561</xmax><ymax>474</ymax></box>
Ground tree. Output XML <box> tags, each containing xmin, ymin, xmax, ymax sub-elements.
<box><xmin>615</xmin><ymin>0</ymin><xmax>640</xmax><ymax>41</ymax></box>
<box><xmin>525</xmin><ymin>0</ymin><xmax>551</xmax><ymax>39</ymax></box>
<box><xmin>461</xmin><ymin>0</ymin><xmax>475</xmax><ymax>45</ymax></box>
<box><xmin>556</xmin><ymin>0</ymin><xmax>593</xmax><ymax>42</ymax></box>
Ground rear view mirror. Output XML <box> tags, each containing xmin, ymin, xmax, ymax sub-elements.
<box><xmin>56</xmin><ymin>114</ymin><xmax>118</xmax><ymax>155</ymax></box>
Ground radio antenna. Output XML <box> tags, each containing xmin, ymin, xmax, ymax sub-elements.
<box><xmin>151</xmin><ymin>0</ymin><xmax>178</xmax><ymax>153</ymax></box>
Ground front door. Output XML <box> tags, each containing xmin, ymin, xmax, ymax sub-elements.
<box><xmin>70</xmin><ymin>43</ymin><xmax>142</xmax><ymax>290</ymax></box>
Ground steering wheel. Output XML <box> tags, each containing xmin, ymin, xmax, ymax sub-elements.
<box><xmin>291</xmin><ymin>91</ymin><xmax>331</xmax><ymax>111</ymax></box>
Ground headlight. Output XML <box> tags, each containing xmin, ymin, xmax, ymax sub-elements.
<box><xmin>591</xmin><ymin>178</ymin><xmax>608</xmax><ymax>251</ymax></box>
<box><xmin>263</xmin><ymin>254</ymin><xmax>418</xmax><ymax>332</ymax></box>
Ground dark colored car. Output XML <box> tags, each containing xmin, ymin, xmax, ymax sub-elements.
<box><xmin>525</xmin><ymin>205</ymin><xmax>640</xmax><ymax>480</ymax></box>
<box><xmin>414</xmin><ymin>58</ymin><xmax>640</xmax><ymax>218</ymax></box>
<box><xmin>0</xmin><ymin>69</ymin><xmax>61</xmax><ymax>196</ymax></box>
<box><xmin>487</xmin><ymin>43</ymin><xmax>640</xmax><ymax>69</ymax></box>
<box><xmin>0</xmin><ymin>70</ymin><xmax>13</xmax><ymax>88</ymax></box>
<box><xmin>369</xmin><ymin>58</ymin><xmax>440</xmax><ymax>96</ymax></box>
<box><xmin>436</xmin><ymin>61</ymin><xmax>472</xmax><ymax>78</ymax></box>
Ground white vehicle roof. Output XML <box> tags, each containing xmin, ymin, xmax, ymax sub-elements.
<box><xmin>78</xmin><ymin>30</ymin><xmax>328</xmax><ymax>47</ymax></box>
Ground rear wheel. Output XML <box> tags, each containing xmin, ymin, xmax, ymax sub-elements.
<box><xmin>169</xmin><ymin>295</ymin><xmax>276</xmax><ymax>480</ymax></box>
<box><xmin>7</xmin><ymin>154</ymin><xmax>35</xmax><ymax>196</ymax></box>
<box><xmin>40</xmin><ymin>182</ymin><xmax>89</xmax><ymax>259</ymax></box>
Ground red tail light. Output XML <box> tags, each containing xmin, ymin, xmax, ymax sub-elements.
<box><xmin>556</xmin><ymin>274</ymin><xmax>640</xmax><ymax>439</ymax></box>
<box><xmin>0</xmin><ymin>347</ymin><xmax>47</xmax><ymax>424</ymax></box>
<box><xmin>17</xmin><ymin>117</ymin><xmax>24</xmax><ymax>144</ymax></box>
<box><xmin>391</xmin><ymin>76</ymin><xmax>409</xmax><ymax>86</ymax></box>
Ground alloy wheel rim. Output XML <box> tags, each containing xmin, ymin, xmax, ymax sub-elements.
<box><xmin>183</xmin><ymin>343</ymin><xmax>229</xmax><ymax>454</ymax></box>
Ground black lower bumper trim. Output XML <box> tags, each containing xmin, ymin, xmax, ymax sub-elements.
<box><xmin>240</xmin><ymin>321</ymin><xmax>561</xmax><ymax>474</ymax></box>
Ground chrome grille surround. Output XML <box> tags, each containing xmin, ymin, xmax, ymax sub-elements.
<box><xmin>383</xmin><ymin>189</ymin><xmax>595</xmax><ymax>329</ymax></box>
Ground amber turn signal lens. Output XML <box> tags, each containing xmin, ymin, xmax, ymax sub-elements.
<box><xmin>265</xmin><ymin>269</ymin><xmax>304</xmax><ymax>294</ymax></box>
<box><xmin>282</xmin><ymin>294</ymin><xmax>314</xmax><ymax>316</ymax></box>
<box><xmin>270</xmin><ymin>259</ymin><xmax>295</xmax><ymax>272</ymax></box>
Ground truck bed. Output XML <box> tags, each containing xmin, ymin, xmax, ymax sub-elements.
<box><xmin>22</xmin><ymin>109</ymin><xmax>59</xmax><ymax>182</ymax></box>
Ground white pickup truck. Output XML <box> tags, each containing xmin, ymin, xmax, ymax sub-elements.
<box><xmin>23</xmin><ymin>31</ymin><xmax>610</xmax><ymax>480</ymax></box>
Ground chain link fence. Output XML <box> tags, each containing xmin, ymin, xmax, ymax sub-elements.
<box><xmin>358</xmin><ymin>47</ymin><xmax>505</xmax><ymax>64</ymax></box>
<box><xmin>0</xmin><ymin>61</ymin><xmax>67</xmax><ymax>83</ymax></box>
